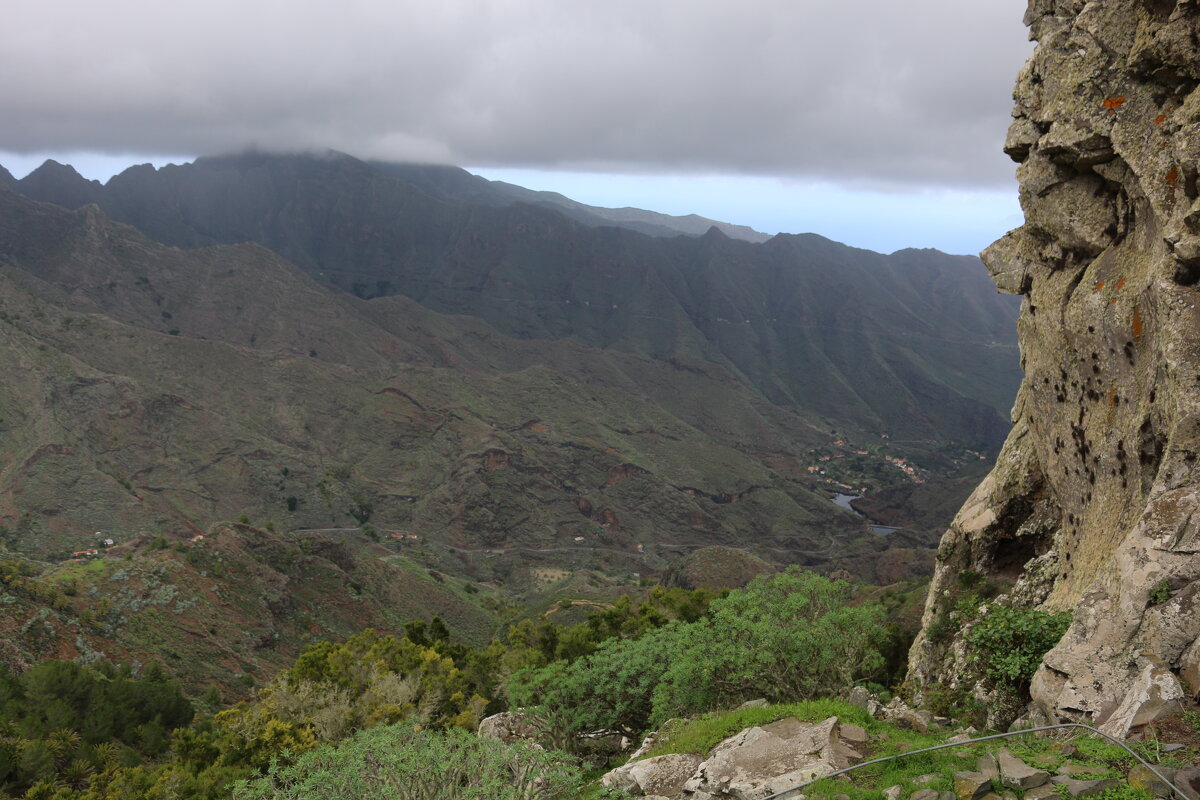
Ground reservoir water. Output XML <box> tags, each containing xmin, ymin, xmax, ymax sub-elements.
<box><xmin>830</xmin><ymin>493</ymin><xmax>901</xmax><ymax>535</ymax></box>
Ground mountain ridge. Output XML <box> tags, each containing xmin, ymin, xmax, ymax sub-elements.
<box><xmin>4</xmin><ymin>151</ymin><xmax>1022</xmax><ymax>452</ymax></box>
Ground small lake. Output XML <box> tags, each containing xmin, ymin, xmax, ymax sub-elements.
<box><xmin>829</xmin><ymin>493</ymin><xmax>901</xmax><ymax>536</ymax></box>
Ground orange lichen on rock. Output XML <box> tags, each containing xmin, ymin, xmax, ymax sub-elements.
<box><xmin>1103</xmin><ymin>96</ymin><xmax>1127</xmax><ymax>114</ymax></box>
<box><xmin>1132</xmin><ymin>307</ymin><xmax>1143</xmax><ymax>341</ymax></box>
<box><xmin>1095</xmin><ymin>281</ymin><xmax>1106</xmax><ymax>291</ymax></box>
<box><xmin>1115</xmin><ymin>278</ymin><xmax>1126</xmax><ymax>291</ymax></box>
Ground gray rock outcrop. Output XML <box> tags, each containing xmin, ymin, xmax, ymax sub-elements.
<box><xmin>477</xmin><ymin>710</ymin><xmax>542</xmax><ymax>746</ymax></box>
<box><xmin>601</xmin><ymin>715</ymin><xmax>864</xmax><ymax>799</ymax></box>
<box><xmin>603</xmin><ymin>754</ymin><xmax>705</xmax><ymax>797</ymax></box>
<box><xmin>683</xmin><ymin>716</ymin><xmax>858</xmax><ymax>799</ymax></box>
<box><xmin>908</xmin><ymin>0</ymin><xmax>1200</xmax><ymax>736</ymax></box>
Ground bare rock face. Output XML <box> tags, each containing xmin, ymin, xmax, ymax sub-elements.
<box><xmin>908</xmin><ymin>0</ymin><xmax>1200</xmax><ymax>736</ymax></box>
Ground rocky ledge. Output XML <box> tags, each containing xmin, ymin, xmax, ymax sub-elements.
<box><xmin>908</xmin><ymin>0</ymin><xmax>1200</xmax><ymax>735</ymax></box>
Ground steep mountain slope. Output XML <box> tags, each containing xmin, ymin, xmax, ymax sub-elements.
<box><xmin>365</xmin><ymin>160</ymin><xmax>773</xmax><ymax>241</ymax></box>
<box><xmin>0</xmin><ymin>188</ymin><xmax>887</xmax><ymax>578</ymax></box>
<box><xmin>908</xmin><ymin>0</ymin><xmax>1200</xmax><ymax>736</ymax></box>
<box><xmin>7</xmin><ymin>152</ymin><xmax>1021</xmax><ymax>452</ymax></box>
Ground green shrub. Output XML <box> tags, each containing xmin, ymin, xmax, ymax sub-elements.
<box><xmin>1148</xmin><ymin>579</ymin><xmax>1171</xmax><ymax>606</ymax></box>
<box><xmin>958</xmin><ymin>570</ymin><xmax>983</xmax><ymax>589</ymax></box>
<box><xmin>965</xmin><ymin>605</ymin><xmax>1071</xmax><ymax>691</ymax></box>
<box><xmin>509</xmin><ymin>569</ymin><xmax>887</xmax><ymax>747</ymax></box>
<box><xmin>650</xmin><ymin>568</ymin><xmax>886</xmax><ymax>721</ymax></box>
<box><xmin>230</xmin><ymin>722</ymin><xmax>585</xmax><ymax>799</ymax></box>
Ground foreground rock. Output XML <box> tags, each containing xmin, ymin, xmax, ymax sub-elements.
<box><xmin>603</xmin><ymin>754</ymin><xmax>704</xmax><ymax>798</ymax></box>
<box><xmin>602</xmin><ymin>716</ymin><xmax>864</xmax><ymax>799</ymax></box>
<box><xmin>908</xmin><ymin>0</ymin><xmax>1200</xmax><ymax>735</ymax></box>
<box><xmin>477</xmin><ymin>711</ymin><xmax>541</xmax><ymax>746</ymax></box>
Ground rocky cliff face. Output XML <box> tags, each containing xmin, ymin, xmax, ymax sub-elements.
<box><xmin>908</xmin><ymin>0</ymin><xmax>1200</xmax><ymax>735</ymax></box>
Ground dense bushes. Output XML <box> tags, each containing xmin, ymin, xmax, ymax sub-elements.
<box><xmin>0</xmin><ymin>660</ymin><xmax>195</xmax><ymax>796</ymax></box>
<box><xmin>0</xmin><ymin>578</ymin><xmax>845</xmax><ymax>797</ymax></box>
<box><xmin>965</xmin><ymin>604</ymin><xmax>1071</xmax><ymax>694</ymax></box>
<box><xmin>231</xmin><ymin>722</ymin><xmax>586</xmax><ymax>800</ymax></box>
<box><xmin>508</xmin><ymin>569</ymin><xmax>887</xmax><ymax>747</ymax></box>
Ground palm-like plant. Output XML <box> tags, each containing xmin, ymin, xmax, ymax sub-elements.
<box><xmin>45</xmin><ymin>728</ymin><xmax>81</xmax><ymax>767</ymax></box>
<box><xmin>61</xmin><ymin>758</ymin><xmax>94</xmax><ymax>790</ymax></box>
<box><xmin>90</xmin><ymin>741</ymin><xmax>121</xmax><ymax>771</ymax></box>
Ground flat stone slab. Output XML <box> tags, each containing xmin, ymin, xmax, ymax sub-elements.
<box><xmin>839</xmin><ymin>723</ymin><xmax>869</xmax><ymax>743</ymax></box>
<box><xmin>997</xmin><ymin>747</ymin><xmax>1050</xmax><ymax>790</ymax></box>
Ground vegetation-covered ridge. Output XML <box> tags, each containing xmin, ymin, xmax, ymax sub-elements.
<box><xmin>0</xmin><ymin>566</ymin><xmax>1193</xmax><ymax>799</ymax></box>
<box><xmin>0</xmin><ymin>569</ymin><xmax>930</xmax><ymax>799</ymax></box>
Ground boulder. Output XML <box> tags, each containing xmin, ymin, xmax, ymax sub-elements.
<box><xmin>476</xmin><ymin>710</ymin><xmax>540</xmax><ymax>746</ymax></box>
<box><xmin>682</xmin><ymin>715</ymin><xmax>859</xmax><ymax>799</ymax></box>
<box><xmin>601</xmin><ymin>753</ymin><xmax>703</xmax><ymax>797</ymax></box>
<box><xmin>838</xmin><ymin>723</ymin><xmax>869</xmax><ymax>744</ymax></box>
<box><xmin>1095</xmin><ymin>662</ymin><xmax>1186</xmax><ymax>738</ymax></box>
<box><xmin>736</xmin><ymin>698</ymin><xmax>769</xmax><ymax>711</ymax></box>
<box><xmin>882</xmin><ymin>698</ymin><xmax>932</xmax><ymax>733</ymax></box>
<box><xmin>848</xmin><ymin>686</ymin><xmax>882</xmax><ymax>717</ymax></box>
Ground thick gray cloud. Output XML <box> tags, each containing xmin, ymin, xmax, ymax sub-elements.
<box><xmin>2</xmin><ymin>0</ymin><xmax>1031</xmax><ymax>187</ymax></box>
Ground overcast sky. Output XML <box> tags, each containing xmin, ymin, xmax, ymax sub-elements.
<box><xmin>1</xmin><ymin>0</ymin><xmax>1032</xmax><ymax>254</ymax></box>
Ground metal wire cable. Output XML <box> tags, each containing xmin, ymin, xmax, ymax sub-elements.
<box><xmin>760</xmin><ymin>722</ymin><xmax>1188</xmax><ymax>800</ymax></box>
